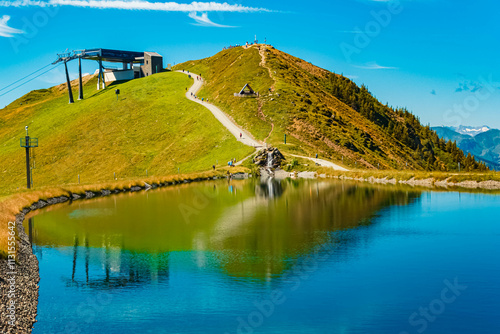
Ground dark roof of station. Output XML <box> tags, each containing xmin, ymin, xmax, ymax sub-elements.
<box><xmin>79</xmin><ymin>49</ymin><xmax>146</xmax><ymax>63</ymax></box>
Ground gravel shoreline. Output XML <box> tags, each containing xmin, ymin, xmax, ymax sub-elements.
<box><xmin>0</xmin><ymin>195</ymin><xmax>70</xmax><ymax>333</ymax></box>
<box><xmin>0</xmin><ymin>211</ymin><xmax>40</xmax><ymax>334</ymax></box>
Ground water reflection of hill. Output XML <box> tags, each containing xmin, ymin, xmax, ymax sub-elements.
<box><xmin>27</xmin><ymin>180</ymin><xmax>421</xmax><ymax>285</ymax></box>
<box><xmin>215</xmin><ymin>180</ymin><xmax>421</xmax><ymax>279</ymax></box>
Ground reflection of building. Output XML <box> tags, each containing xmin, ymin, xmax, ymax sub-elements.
<box><xmin>29</xmin><ymin>218</ymin><xmax>169</xmax><ymax>289</ymax></box>
<box><xmin>66</xmin><ymin>237</ymin><xmax>171</xmax><ymax>290</ymax></box>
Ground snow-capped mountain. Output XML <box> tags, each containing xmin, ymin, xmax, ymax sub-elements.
<box><xmin>432</xmin><ymin>125</ymin><xmax>500</xmax><ymax>170</ymax></box>
<box><xmin>451</xmin><ymin>125</ymin><xmax>491</xmax><ymax>136</ymax></box>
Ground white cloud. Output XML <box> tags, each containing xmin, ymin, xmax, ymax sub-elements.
<box><xmin>354</xmin><ymin>62</ymin><xmax>398</xmax><ymax>70</ymax></box>
<box><xmin>188</xmin><ymin>11</ymin><xmax>234</xmax><ymax>27</ymax></box>
<box><xmin>0</xmin><ymin>15</ymin><xmax>24</xmax><ymax>37</ymax></box>
<box><xmin>0</xmin><ymin>0</ymin><xmax>269</xmax><ymax>12</ymax></box>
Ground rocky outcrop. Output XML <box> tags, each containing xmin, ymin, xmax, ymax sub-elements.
<box><xmin>253</xmin><ymin>147</ymin><xmax>285</xmax><ymax>169</ymax></box>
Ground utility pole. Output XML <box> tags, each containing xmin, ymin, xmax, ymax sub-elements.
<box><xmin>20</xmin><ymin>126</ymin><xmax>38</xmax><ymax>189</ymax></box>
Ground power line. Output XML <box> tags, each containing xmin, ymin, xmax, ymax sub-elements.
<box><xmin>0</xmin><ymin>63</ymin><xmax>53</xmax><ymax>93</ymax></box>
<box><xmin>0</xmin><ymin>64</ymin><xmax>61</xmax><ymax>99</ymax></box>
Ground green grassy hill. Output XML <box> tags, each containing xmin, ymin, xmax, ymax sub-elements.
<box><xmin>0</xmin><ymin>72</ymin><xmax>253</xmax><ymax>195</ymax></box>
<box><xmin>175</xmin><ymin>45</ymin><xmax>487</xmax><ymax>172</ymax></box>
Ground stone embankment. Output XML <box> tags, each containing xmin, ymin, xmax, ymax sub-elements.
<box><xmin>326</xmin><ymin>175</ymin><xmax>500</xmax><ymax>190</ymax></box>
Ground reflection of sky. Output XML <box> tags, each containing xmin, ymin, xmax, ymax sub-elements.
<box><xmin>30</xmin><ymin>183</ymin><xmax>500</xmax><ymax>334</ymax></box>
<box><xmin>68</xmin><ymin>208</ymin><xmax>115</xmax><ymax>219</ymax></box>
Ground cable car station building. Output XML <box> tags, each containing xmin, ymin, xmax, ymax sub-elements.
<box><xmin>53</xmin><ymin>48</ymin><xmax>164</xmax><ymax>103</ymax></box>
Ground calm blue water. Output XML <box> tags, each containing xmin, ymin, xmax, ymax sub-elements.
<box><xmin>26</xmin><ymin>180</ymin><xmax>500</xmax><ymax>333</ymax></box>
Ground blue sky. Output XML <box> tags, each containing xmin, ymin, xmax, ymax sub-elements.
<box><xmin>1</xmin><ymin>0</ymin><xmax>499</xmax><ymax>128</ymax></box>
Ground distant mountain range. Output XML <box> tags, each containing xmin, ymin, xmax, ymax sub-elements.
<box><xmin>432</xmin><ymin>125</ymin><xmax>500</xmax><ymax>169</ymax></box>
<box><xmin>451</xmin><ymin>125</ymin><xmax>491</xmax><ymax>137</ymax></box>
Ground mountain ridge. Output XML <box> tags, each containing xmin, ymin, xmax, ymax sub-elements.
<box><xmin>176</xmin><ymin>45</ymin><xmax>487</xmax><ymax>172</ymax></box>
<box><xmin>451</xmin><ymin>125</ymin><xmax>492</xmax><ymax>137</ymax></box>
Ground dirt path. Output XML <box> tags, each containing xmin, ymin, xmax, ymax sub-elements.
<box><xmin>176</xmin><ymin>71</ymin><xmax>261</xmax><ymax>149</ymax></box>
<box><xmin>263</xmin><ymin>122</ymin><xmax>274</xmax><ymax>143</ymax></box>
<box><xmin>289</xmin><ymin>154</ymin><xmax>349</xmax><ymax>171</ymax></box>
<box><xmin>176</xmin><ymin>70</ymin><xmax>348</xmax><ymax>171</ymax></box>
<box><xmin>259</xmin><ymin>46</ymin><xmax>275</xmax><ymax>92</ymax></box>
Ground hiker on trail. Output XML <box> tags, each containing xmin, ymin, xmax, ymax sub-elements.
<box><xmin>240</xmin><ymin>133</ymin><xmax>242</xmax><ymax>139</ymax></box>
<box><xmin>212</xmin><ymin>165</ymin><xmax>215</xmax><ymax>171</ymax></box>
<box><xmin>202</xmin><ymin>98</ymin><xmax>204</xmax><ymax>102</ymax></box>
<box><xmin>182</xmin><ymin>69</ymin><xmax>184</xmax><ymax>72</ymax></box>
<box><xmin>316</xmin><ymin>153</ymin><xmax>318</xmax><ymax>159</ymax></box>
